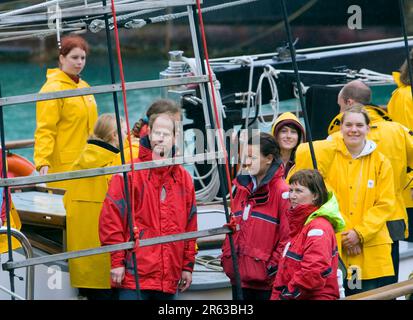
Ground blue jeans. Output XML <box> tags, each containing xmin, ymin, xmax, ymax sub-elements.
<box><xmin>118</xmin><ymin>289</ymin><xmax>177</xmax><ymax>300</ymax></box>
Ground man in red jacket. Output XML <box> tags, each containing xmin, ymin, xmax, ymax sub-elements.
<box><xmin>99</xmin><ymin>112</ymin><xmax>197</xmax><ymax>300</ymax></box>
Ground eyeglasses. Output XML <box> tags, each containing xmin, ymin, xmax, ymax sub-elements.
<box><xmin>151</xmin><ymin>130</ymin><xmax>173</xmax><ymax>139</ymax></box>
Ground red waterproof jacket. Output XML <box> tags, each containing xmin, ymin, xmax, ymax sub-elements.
<box><xmin>271</xmin><ymin>198</ymin><xmax>343</xmax><ymax>300</ymax></box>
<box><xmin>99</xmin><ymin>136</ymin><xmax>197</xmax><ymax>294</ymax></box>
<box><xmin>221</xmin><ymin>161</ymin><xmax>290</xmax><ymax>290</ymax></box>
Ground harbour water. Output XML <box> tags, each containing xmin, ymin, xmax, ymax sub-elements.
<box><xmin>0</xmin><ymin>54</ymin><xmax>398</xmax><ymax>163</ymax></box>
<box><xmin>0</xmin><ymin>55</ymin><xmax>167</xmax><ymax>161</ymax></box>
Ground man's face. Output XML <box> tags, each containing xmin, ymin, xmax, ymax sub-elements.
<box><xmin>149</xmin><ymin>115</ymin><xmax>175</xmax><ymax>159</ymax></box>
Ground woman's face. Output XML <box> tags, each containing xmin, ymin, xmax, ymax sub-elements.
<box><xmin>276</xmin><ymin>125</ymin><xmax>299</xmax><ymax>152</ymax></box>
<box><xmin>341</xmin><ymin>112</ymin><xmax>369</xmax><ymax>149</ymax></box>
<box><xmin>243</xmin><ymin>144</ymin><xmax>272</xmax><ymax>177</ymax></box>
<box><xmin>289</xmin><ymin>182</ymin><xmax>316</xmax><ymax>209</ymax></box>
<box><xmin>59</xmin><ymin>47</ymin><xmax>86</xmax><ymax>76</ymax></box>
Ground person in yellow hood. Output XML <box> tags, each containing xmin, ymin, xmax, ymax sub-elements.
<box><xmin>34</xmin><ymin>35</ymin><xmax>98</xmax><ymax>190</ymax></box>
<box><xmin>387</xmin><ymin>49</ymin><xmax>413</xmax><ymax>130</ymax></box>
<box><xmin>271</xmin><ymin>112</ymin><xmax>305</xmax><ymax>178</ymax></box>
<box><xmin>387</xmin><ymin>50</ymin><xmax>413</xmax><ymax>243</ymax></box>
<box><xmin>63</xmin><ymin>113</ymin><xmax>125</xmax><ymax>300</ymax></box>
<box><xmin>293</xmin><ymin>106</ymin><xmax>396</xmax><ymax>296</ymax></box>
<box><xmin>327</xmin><ymin>80</ymin><xmax>413</xmax><ymax>283</ymax></box>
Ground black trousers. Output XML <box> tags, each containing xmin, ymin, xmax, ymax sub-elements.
<box><xmin>231</xmin><ymin>286</ymin><xmax>271</xmax><ymax>300</ymax></box>
<box><xmin>406</xmin><ymin>207</ymin><xmax>413</xmax><ymax>242</ymax></box>
<box><xmin>389</xmin><ymin>240</ymin><xmax>400</xmax><ymax>284</ymax></box>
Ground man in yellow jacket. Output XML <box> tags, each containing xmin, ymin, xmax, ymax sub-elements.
<box><xmin>326</xmin><ymin>80</ymin><xmax>413</xmax><ymax>283</ymax></box>
<box><xmin>292</xmin><ymin>106</ymin><xmax>396</xmax><ymax>295</ymax></box>
<box><xmin>387</xmin><ymin>68</ymin><xmax>413</xmax><ymax>243</ymax></box>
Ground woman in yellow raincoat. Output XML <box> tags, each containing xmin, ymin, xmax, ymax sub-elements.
<box><xmin>63</xmin><ymin>113</ymin><xmax>125</xmax><ymax>300</ymax></box>
<box><xmin>34</xmin><ymin>35</ymin><xmax>98</xmax><ymax>190</ymax></box>
<box><xmin>293</xmin><ymin>106</ymin><xmax>396</xmax><ymax>296</ymax></box>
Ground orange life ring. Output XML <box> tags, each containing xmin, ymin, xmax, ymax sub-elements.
<box><xmin>5</xmin><ymin>152</ymin><xmax>36</xmax><ymax>178</ymax></box>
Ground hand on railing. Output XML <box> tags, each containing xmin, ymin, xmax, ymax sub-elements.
<box><xmin>223</xmin><ymin>215</ymin><xmax>238</xmax><ymax>233</ymax></box>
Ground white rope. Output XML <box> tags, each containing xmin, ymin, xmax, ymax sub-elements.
<box><xmin>255</xmin><ymin>65</ymin><xmax>280</xmax><ymax>127</ymax></box>
<box><xmin>195</xmin><ymin>255</ymin><xmax>223</xmax><ymax>272</ymax></box>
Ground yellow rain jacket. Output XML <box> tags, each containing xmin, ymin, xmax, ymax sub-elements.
<box><xmin>387</xmin><ymin>72</ymin><xmax>413</xmax><ymax>130</ymax></box>
<box><xmin>111</xmin><ymin>136</ymin><xmax>140</xmax><ymax>166</ymax></box>
<box><xmin>293</xmin><ymin>138</ymin><xmax>395</xmax><ymax>280</ymax></box>
<box><xmin>387</xmin><ymin>72</ymin><xmax>413</xmax><ymax>209</ymax></box>
<box><xmin>328</xmin><ymin>106</ymin><xmax>413</xmax><ymax>239</ymax></box>
<box><xmin>34</xmin><ymin>68</ymin><xmax>98</xmax><ymax>190</ymax></box>
<box><xmin>63</xmin><ymin>140</ymin><xmax>119</xmax><ymax>289</ymax></box>
<box><xmin>0</xmin><ymin>201</ymin><xmax>22</xmax><ymax>253</ymax></box>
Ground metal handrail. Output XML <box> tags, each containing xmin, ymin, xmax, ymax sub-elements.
<box><xmin>0</xmin><ymin>227</ymin><xmax>34</xmax><ymax>300</ymax></box>
<box><xmin>0</xmin><ymin>151</ymin><xmax>225</xmax><ymax>187</ymax></box>
<box><xmin>3</xmin><ymin>226</ymin><xmax>231</xmax><ymax>271</ymax></box>
<box><xmin>0</xmin><ymin>75</ymin><xmax>209</xmax><ymax>107</ymax></box>
<box><xmin>344</xmin><ymin>278</ymin><xmax>413</xmax><ymax>300</ymax></box>
<box><xmin>4</xmin><ymin>139</ymin><xmax>34</xmax><ymax>150</ymax></box>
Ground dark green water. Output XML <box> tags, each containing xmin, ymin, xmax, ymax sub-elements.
<box><xmin>0</xmin><ymin>55</ymin><xmax>167</xmax><ymax>160</ymax></box>
<box><xmin>0</xmin><ymin>54</ymin><xmax>397</xmax><ymax>162</ymax></box>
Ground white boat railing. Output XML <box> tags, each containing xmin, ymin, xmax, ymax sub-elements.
<box><xmin>2</xmin><ymin>226</ymin><xmax>231</xmax><ymax>272</ymax></box>
<box><xmin>0</xmin><ymin>0</ymin><xmax>200</xmax><ymax>25</ymax></box>
<box><xmin>0</xmin><ymin>227</ymin><xmax>34</xmax><ymax>300</ymax></box>
<box><xmin>345</xmin><ymin>279</ymin><xmax>413</xmax><ymax>300</ymax></box>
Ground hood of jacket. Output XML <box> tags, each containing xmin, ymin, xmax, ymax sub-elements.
<box><xmin>328</xmin><ymin>105</ymin><xmax>392</xmax><ymax>136</ymax></box>
<box><xmin>393</xmin><ymin>71</ymin><xmax>404</xmax><ymax>88</ymax></box>
<box><xmin>272</xmin><ymin>112</ymin><xmax>306</xmax><ymax>142</ymax></box>
<box><xmin>45</xmin><ymin>68</ymin><xmax>83</xmax><ymax>87</ymax></box>
<box><xmin>336</xmin><ymin>137</ymin><xmax>377</xmax><ymax>159</ymax></box>
<box><xmin>305</xmin><ymin>192</ymin><xmax>345</xmax><ymax>233</ymax></box>
<box><xmin>73</xmin><ymin>140</ymin><xmax>119</xmax><ymax>170</ymax></box>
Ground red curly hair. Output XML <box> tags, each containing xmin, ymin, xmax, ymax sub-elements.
<box><xmin>59</xmin><ymin>35</ymin><xmax>89</xmax><ymax>57</ymax></box>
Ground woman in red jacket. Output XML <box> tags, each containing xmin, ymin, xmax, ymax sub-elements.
<box><xmin>99</xmin><ymin>113</ymin><xmax>197</xmax><ymax>300</ymax></box>
<box><xmin>221</xmin><ymin>132</ymin><xmax>290</xmax><ymax>300</ymax></box>
<box><xmin>271</xmin><ymin>169</ymin><xmax>345</xmax><ymax>300</ymax></box>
